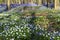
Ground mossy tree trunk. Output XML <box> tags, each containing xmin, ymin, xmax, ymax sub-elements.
<box><xmin>0</xmin><ymin>0</ymin><xmax>3</xmax><ymax>4</ymax></box>
<box><xmin>7</xmin><ymin>0</ymin><xmax>11</xmax><ymax>10</ymax></box>
<box><xmin>36</xmin><ymin>0</ymin><xmax>42</xmax><ymax>5</ymax></box>
<box><xmin>54</xmin><ymin>0</ymin><xmax>59</xmax><ymax>9</ymax></box>
<box><xmin>18</xmin><ymin>0</ymin><xmax>21</xmax><ymax>4</ymax></box>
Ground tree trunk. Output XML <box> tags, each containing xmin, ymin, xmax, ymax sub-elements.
<box><xmin>36</xmin><ymin>0</ymin><xmax>42</xmax><ymax>5</ymax></box>
<box><xmin>54</xmin><ymin>0</ymin><xmax>59</xmax><ymax>9</ymax></box>
<box><xmin>19</xmin><ymin>0</ymin><xmax>21</xmax><ymax>4</ymax></box>
<box><xmin>7</xmin><ymin>0</ymin><xmax>10</xmax><ymax>10</ymax></box>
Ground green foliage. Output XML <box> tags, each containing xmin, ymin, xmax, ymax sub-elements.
<box><xmin>34</xmin><ymin>16</ymin><xmax>49</xmax><ymax>28</ymax></box>
<box><xmin>0</xmin><ymin>13</ymin><xmax>31</xmax><ymax>40</ymax></box>
<box><xmin>0</xmin><ymin>7</ymin><xmax>60</xmax><ymax>40</ymax></box>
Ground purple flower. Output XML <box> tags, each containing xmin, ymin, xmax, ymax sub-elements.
<box><xmin>20</xmin><ymin>3</ymin><xmax>37</xmax><ymax>7</ymax></box>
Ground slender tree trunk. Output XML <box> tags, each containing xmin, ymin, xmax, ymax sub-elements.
<box><xmin>30</xmin><ymin>0</ymin><xmax>33</xmax><ymax>4</ymax></box>
<box><xmin>21</xmin><ymin>0</ymin><xmax>23</xmax><ymax>4</ymax></box>
<box><xmin>19</xmin><ymin>0</ymin><xmax>21</xmax><ymax>4</ymax></box>
<box><xmin>7</xmin><ymin>0</ymin><xmax>10</xmax><ymax>10</ymax></box>
<box><xmin>54</xmin><ymin>0</ymin><xmax>59</xmax><ymax>9</ymax></box>
<box><xmin>36</xmin><ymin>0</ymin><xmax>42</xmax><ymax>5</ymax></box>
<box><xmin>47</xmin><ymin>0</ymin><xmax>49</xmax><ymax>7</ymax></box>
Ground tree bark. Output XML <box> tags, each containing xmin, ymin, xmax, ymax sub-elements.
<box><xmin>54</xmin><ymin>0</ymin><xmax>59</xmax><ymax>9</ymax></box>
<box><xmin>7</xmin><ymin>0</ymin><xmax>10</xmax><ymax>10</ymax></box>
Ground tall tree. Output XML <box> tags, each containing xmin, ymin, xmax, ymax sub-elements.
<box><xmin>7</xmin><ymin>0</ymin><xmax>11</xmax><ymax>10</ymax></box>
<box><xmin>54</xmin><ymin>0</ymin><xmax>59</xmax><ymax>9</ymax></box>
<box><xmin>18</xmin><ymin>0</ymin><xmax>21</xmax><ymax>4</ymax></box>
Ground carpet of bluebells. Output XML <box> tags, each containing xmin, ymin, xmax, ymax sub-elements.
<box><xmin>0</xmin><ymin>6</ymin><xmax>60</xmax><ymax>40</ymax></box>
<box><xmin>0</xmin><ymin>3</ymin><xmax>38</xmax><ymax>13</ymax></box>
<box><xmin>0</xmin><ymin>3</ymin><xmax>54</xmax><ymax>13</ymax></box>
